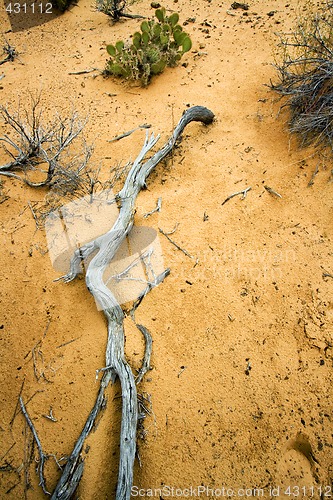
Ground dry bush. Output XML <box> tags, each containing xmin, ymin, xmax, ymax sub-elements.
<box><xmin>270</xmin><ymin>2</ymin><xmax>333</xmax><ymax>151</ymax></box>
<box><xmin>0</xmin><ymin>96</ymin><xmax>129</xmax><ymax>225</ymax></box>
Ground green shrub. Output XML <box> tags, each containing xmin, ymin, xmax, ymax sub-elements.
<box><xmin>105</xmin><ymin>7</ymin><xmax>192</xmax><ymax>86</ymax></box>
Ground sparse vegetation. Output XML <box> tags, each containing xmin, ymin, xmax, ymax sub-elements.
<box><xmin>96</xmin><ymin>0</ymin><xmax>143</xmax><ymax>20</ymax></box>
<box><xmin>0</xmin><ymin>39</ymin><xmax>18</xmax><ymax>66</ymax></box>
<box><xmin>270</xmin><ymin>3</ymin><xmax>333</xmax><ymax>152</ymax></box>
<box><xmin>104</xmin><ymin>7</ymin><xmax>192</xmax><ymax>86</ymax></box>
<box><xmin>0</xmin><ymin>96</ymin><xmax>123</xmax><ymax>224</ymax></box>
<box><xmin>0</xmin><ymin>96</ymin><xmax>92</xmax><ymax>191</ymax></box>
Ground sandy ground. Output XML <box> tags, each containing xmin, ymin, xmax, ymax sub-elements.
<box><xmin>1</xmin><ymin>0</ymin><xmax>333</xmax><ymax>498</ymax></box>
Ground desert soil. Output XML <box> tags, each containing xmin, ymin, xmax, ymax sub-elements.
<box><xmin>0</xmin><ymin>0</ymin><xmax>333</xmax><ymax>498</ymax></box>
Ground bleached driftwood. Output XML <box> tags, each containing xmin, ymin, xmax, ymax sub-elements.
<box><xmin>52</xmin><ymin>106</ymin><xmax>214</xmax><ymax>500</ymax></box>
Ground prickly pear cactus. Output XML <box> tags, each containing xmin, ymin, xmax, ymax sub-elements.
<box><xmin>105</xmin><ymin>6</ymin><xmax>192</xmax><ymax>86</ymax></box>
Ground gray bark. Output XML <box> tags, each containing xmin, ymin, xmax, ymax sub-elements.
<box><xmin>51</xmin><ymin>106</ymin><xmax>214</xmax><ymax>500</ymax></box>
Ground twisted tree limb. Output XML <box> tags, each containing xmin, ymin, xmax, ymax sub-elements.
<box><xmin>52</xmin><ymin>106</ymin><xmax>214</xmax><ymax>500</ymax></box>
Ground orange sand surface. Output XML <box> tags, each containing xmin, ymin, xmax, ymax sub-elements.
<box><xmin>0</xmin><ymin>0</ymin><xmax>333</xmax><ymax>498</ymax></box>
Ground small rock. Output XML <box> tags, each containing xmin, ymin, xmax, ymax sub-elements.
<box><xmin>231</xmin><ymin>2</ymin><xmax>249</xmax><ymax>10</ymax></box>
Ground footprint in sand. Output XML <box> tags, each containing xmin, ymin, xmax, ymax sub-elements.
<box><xmin>275</xmin><ymin>432</ymin><xmax>321</xmax><ymax>499</ymax></box>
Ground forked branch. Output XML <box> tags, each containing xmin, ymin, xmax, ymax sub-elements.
<box><xmin>52</xmin><ymin>106</ymin><xmax>214</xmax><ymax>500</ymax></box>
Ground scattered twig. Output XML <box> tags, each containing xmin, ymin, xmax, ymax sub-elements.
<box><xmin>221</xmin><ymin>186</ymin><xmax>251</xmax><ymax>206</ymax></box>
<box><xmin>30</xmin><ymin>320</ymin><xmax>51</xmax><ymax>382</ymax></box>
<box><xmin>159</xmin><ymin>227</ymin><xmax>193</xmax><ymax>258</ymax></box>
<box><xmin>177</xmin><ymin>365</ymin><xmax>187</xmax><ymax>378</ymax></box>
<box><xmin>0</xmin><ymin>462</ymin><xmax>15</xmax><ymax>472</ymax></box>
<box><xmin>0</xmin><ymin>442</ymin><xmax>16</xmax><ymax>463</ymax></box>
<box><xmin>0</xmin><ymin>73</ymin><xmax>5</xmax><ymax>80</ymax></box>
<box><xmin>56</xmin><ymin>337</ymin><xmax>80</xmax><ymax>349</ymax></box>
<box><xmin>27</xmin><ymin>201</ymin><xmax>39</xmax><ymax>228</ymax></box>
<box><xmin>43</xmin><ymin>407</ymin><xmax>57</xmax><ymax>422</ymax></box>
<box><xmin>19</xmin><ymin>397</ymin><xmax>50</xmax><ymax>496</ymax></box>
<box><xmin>0</xmin><ymin>194</ymin><xmax>9</xmax><ymax>204</ymax></box>
<box><xmin>264</xmin><ymin>185</ymin><xmax>282</xmax><ymax>198</ymax></box>
<box><xmin>322</xmin><ymin>268</ymin><xmax>333</xmax><ymax>279</ymax></box>
<box><xmin>10</xmin><ymin>378</ymin><xmax>25</xmax><ymax>427</ymax></box>
<box><xmin>162</xmin><ymin>222</ymin><xmax>178</xmax><ymax>235</ymax></box>
<box><xmin>308</xmin><ymin>163</ymin><xmax>319</xmax><ymax>187</ymax></box>
<box><xmin>143</xmin><ymin>197</ymin><xmax>162</xmax><ymax>218</ymax></box>
<box><xmin>108</xmin><ymin>124</ymin><xmax>151</xmax><ymax>142</ymax></box>
<box><xmin>68</xmin><ymin>68</ymin><xmax>98</xmax><ymax>75</ymax></box>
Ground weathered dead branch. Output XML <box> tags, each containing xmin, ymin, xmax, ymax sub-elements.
<box><xmin>52</xmin><ymin>106</ymin><xmax>214</xmax><ymax>500</ymax></box>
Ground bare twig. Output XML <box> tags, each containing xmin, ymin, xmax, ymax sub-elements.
<box><xmin>308</xmin><ymin>163</ymin><xmax>319</xmax><ymax>186</ymax></box>
<box><xmin>27</xmin><ymin>201</ymin><xmax>39</xmax><ymax>228</ymax></box>
<box><xmin>23</xmin><ymin>427</ymin><xmax>34</xmax><ymax>496</ymax></box>
<box><xmin>137</xmin><ymin>392</ymin><xmax>153</xmax><ymax>444</ymax></box>
<box><xmin>143</xmin><ymin>197</ymin><xmax>162</xmax><ymax>218</ymax></box>
<box><xmin>159</xmin><ymin>227</ymin><xmax>193</xmax><ymax>258</ymax></box>
<box><xmin>43</xmin><ymin>408</ymin><xmax>57</xmax><ymax>422</ymax></box>
<box><xmin>68</xmin><ymin>69</ymin><xmax>98</xmax><ymax>75</ymax></box>
<box><xmin>56</xmin><ymin>337</ymin><xmax>80</xmax><ymax>349</ymax></box>
<box><xmin>108</xmin><ymin>124</ymin><xmax>151</xmax><ymax>143</ymax></box>
<box><xmin>264</xmin><ymin>185</ymin><xmax>282</xmax><ymax>198</ymax></box>
<box><xmin>19</xmin><ymin>397</ymin><xmax>50</xmax><ymax>496</ymax></box>
<box><xmin>0</xmin><ymin>442</ymin><xmax>16</xmax><ymax>463</ymax></box>
<box><xmin>10</xmin><ymin>378</ymin><xmax>25</xmax><ymax>427</ymax></box>
<box><xmin>221</xmin><ymin>186</ymin><xmax>251</xmax><ymax>206</ymax></box>
<box><xmin>322</xmin><ymin>267</ymin><xmax>333</xmax><ymax>279</ymax></box>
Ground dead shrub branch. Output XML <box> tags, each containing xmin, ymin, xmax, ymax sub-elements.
<box><xmin>52</xmin><ymin>106</ymin><xmax>214</xmax><ymax>500</ymax></box>
<box><xmin>4</xmin><ymin>102</ymin><xmax>214</xmax><ymax>498</ymax></box>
